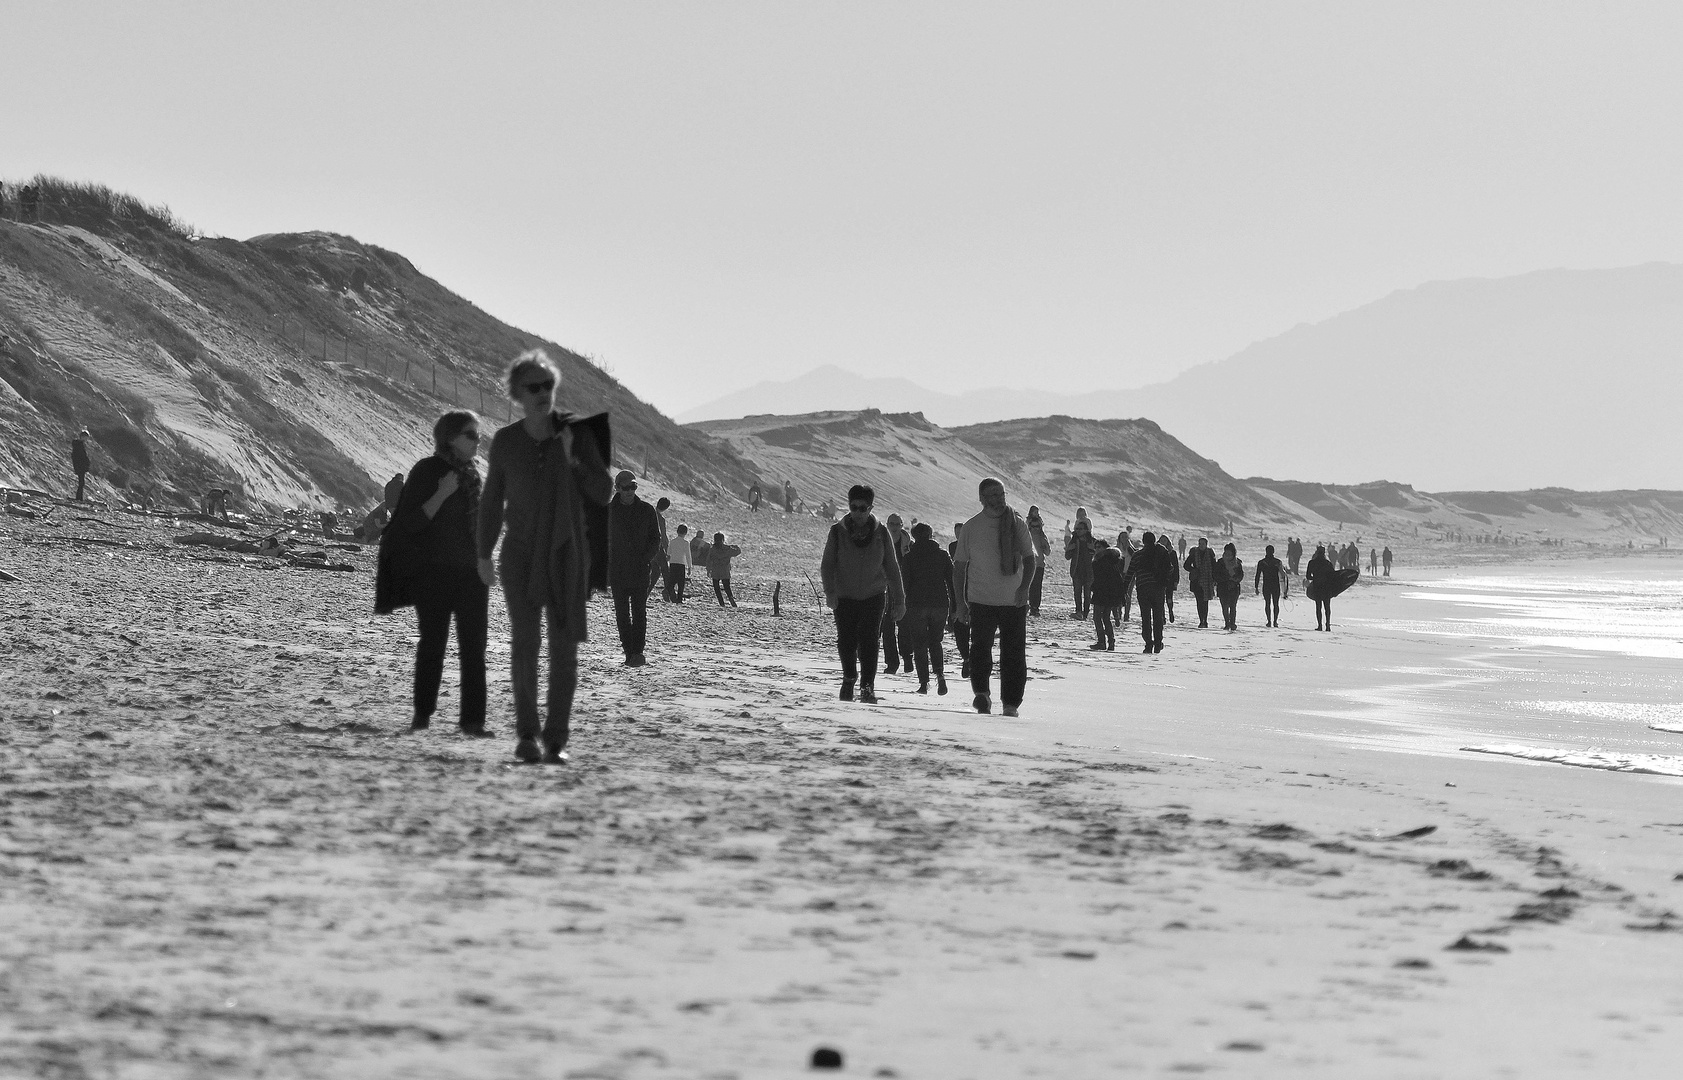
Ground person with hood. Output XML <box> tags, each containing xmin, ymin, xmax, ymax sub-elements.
<box><xmin>1215</xmin><ymin>542</ymin><xmax>1244</xmax><ymax>631</ymax></box>
<box><xmin>948</xmin><ymin>523</ymin><xmax>971</xmax><ymax>679</ymax></box>
<box><xmin>1132</xmin><ymin>530</ymin><xmax>1175</xmax><ymax>653</ymax></box>
<box><xmin>819</xmin><ymin>484</ymin><xmax>906</xmax><ymax>705</ymax></box>
<box><xmin>1064</xmin><ymin>517</ymin><xmax>1097</xmax><ymax>619</ymax></box>
<box><xmin>1305</xmin><ymin>543</ymin><xmax>1336</xmax><ymax>631</ymax></box>
<box><xmin>1088</xmin><ymin>539</ymin><xmax>1126</xmax><ymax>651</ymax></box>
<box><xmin>478</xmin><ymin>349</ymin><xmax>613</xmax><ymax>765</ymax></box>
<box><xmin>1026</xmin><ymin>506</ymin><xmax>1051</xmax><ymax>616</ymax></box>
<box><xmin>900</xmin><ymin>521</ymin><xmax>955</xmax><ymax>695</ymax></box>
<box><xmin>1182</xmin><ymin>536</ymin><xmax>1218</xmax><ymax>628</ymax></box>
<box><xmin>954</xmin><ymin>476</ymin><xmax>1038</xmax><ymax>717</ymax></box>
<box><xmin>607</xmin><ymin>470</ymin><xmax>662</xmax><ymax>665</ymax></box>
<box><xmin>707</xmin><ymin>531</ymin><xmax>742</xmax><ymax>607</ymax></box>
<box><xmin>881</xmin><ymin>513</ymin><xmax>913</xmax><ymax>674</ymax></box>
<box><xmin>380</xmin><ymin>410</ymin><xmax>491</xmax><ymax>736</ymax></box>
<box><xmin>1159</xmin><ymin>532</ymin><xmax>1180</xmax><ymax>624</ymax></box>
<box><xmin>70</xmin><ymin>429</ymin><xmax>91</xmax><ymax>501</ymax></box>
<box><xmin>1254</xmin><ymin>544</ymin><xmax>1287</xmax><ymax>628</ymax></box>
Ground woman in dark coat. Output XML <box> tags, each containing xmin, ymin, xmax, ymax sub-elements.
<box><xmin>1088</xmin><ymin>540</ymin><xmax>1126</xmax><ymax>651</ymax></box>
<box><xmin>1064</xmin><ymin>518</ymin><xmax>1097</xmax><ymax>618</ymax></box>
<box><xmin>478</xmin><ymin>350</ymin><xmax>613</xmax><ymax>765</ymax></box>
<box><xmin>384</xmin><ymin>410</ymin><xmax>490</xmax><ymax>735</ymax></box>
<box><xmin>1215</xmin><ymin>542</ymin><xmax>1244</xmax><ymax>631</ymax></box>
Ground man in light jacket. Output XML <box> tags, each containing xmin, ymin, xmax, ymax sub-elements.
<box><xmin>954</xmin><ymin>477</ymin><xmax>1038</xmax><ymax>717</ymax></box>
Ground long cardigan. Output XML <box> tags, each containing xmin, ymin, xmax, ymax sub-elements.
<box><xmin>477</xmin><ymin>411</ymin><xmax>613</xmax><ymax>641</ymax></box>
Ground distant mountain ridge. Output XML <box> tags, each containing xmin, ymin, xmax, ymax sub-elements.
<box><xmin>679</xmin><ymin>263</ymin><xmax>1683</xmax><ymax>491</ymax></box>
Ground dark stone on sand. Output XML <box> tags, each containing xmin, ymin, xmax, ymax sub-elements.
<box><xmin>80</xmin><ymin>730</ymin><xmax>111</xmax><ymax>740</ymax></box>
<box><xmin>1061</xmin><ymin>950</ymin><xmax>1097</xmax><ymax>960</ymax></box>
<box><xmin>1224</xmin><ymin>1041</ymin><xmax>1264</xmax><ymax>1051</ymax></box>
<box><xmin>1445</xmin><ymin>935</ymin><xmax>1508</xmax><ymax>953</ymax></box>
<box><xmin>1394</xmin><ymin>958</ymin><xmax>1432</xmax><ymax>969</ymax></box>
<box><xmin>812</xmin><ymin>1046</ymin><xmax>844</xmax><ymax>1069</ymax></box>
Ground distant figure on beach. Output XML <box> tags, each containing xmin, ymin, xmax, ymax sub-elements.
<box><xmin>948</xmin><ymin>523</ymin><xmax>971</xmax><ymax>679</ymax></box>
<box><xmin>385</xmin><ymin>473</ymin><xmax>405</xmax><ymax>512</ymax></box>
<box><xmin>1177</xmin><ymin>534</ymin><xmax>1188</xmax><ymax>559</ymax></box>
<box><xmin>203</xmin><ymin>488</ymin><xmax>230</xmax><ymax>523</ymax></box>
<box><xmin>478</xmin><ymin>349</ymin><xmax>613</xmax><ymax>765</ymax></box>
<box><xmin>1304</xmin><ymin>544</ymin><xmax>1335</xmax><ymax>631</ymax></box>
<box><xmin>1114</xmin><ymin>530</ymin><xmax>1135</xmax><ymax>625</ymax></box>
<box><xmin>1255</xmin><ymin>544</ymin><xmax>1286</xmax><ymax>627</ymax></box>
<box><xmin>1064</xmin><ymin>518</ymin><xmax>1096</xmax><ymax>619</ymax></box>
<box><xmin>70</xmin><ymin>430</ymin><xmax>91</xmax><ymax>501</ymax></box>
<box><xmin>608</xmin><ymin>470</ymin><xmax>661</xmax><ymax>666</ymax></box>
<box><xmin>747</xmin><ymin>483</ymin><xmax>762</xmax><ymax>512</ymax></box>
<box><xmin>380</xmin><ymin>410</ymin><xmax>489</xmax><ymax>737</ymax></box>
<box><xmin>358</xmin><ymin>503</ymin><xmax>390</xmax><ymax>540</ymax></box>
<box><xmin>901</xmin><ymin>521</ymin><xmax>955</xmax><ymax>695</ymax></box>
<box><xmin>1159</xmin><ymin>532</ymin><xmax>1179</xmax><ymax>624</ymax></box>
<box><xmin>881</xmin><ymin>514</ymin><xmax>913</xmax><ymax>674</ymax></box>
<box><xmin>1089</xmin><ymin>539</ymin><xmax>1125</xmax><ymax>651</ymax></box>
<box><xmin>650</xmin><ymin>497</ymin><xmax>671</xmax><ymax>599</ymax></box>
<box><xmin>1183</xmin><ymin>537</ymin><xmax>1217</xmax><ymax>628</ymax></box>
<box><xmin>319</xmin><ymin>510</ymin><xmax>338</xmax><ymax>537</ymax></box>
<box><xmin>820</xmin><ymin>484</ymin><xmax>906</xmax><ymax>705</ymax></box>
<box><xmin>708</xmin><ymin>531</ymin><xmax>742</xmax><ymax>608</ymax></box>
<box><xmin>1216</xmin><ymin>543</ymin><xmax>1244</xmax><ymax>630</ymax></box>
<box><xmin>666</xmin><ymin>524</ymin><xmax>692</xmax><ymax>603</ymax></box>
<box><xmin>1369</xmin><ymin>547</ymin><xmax>1379</xmax><ymax>574</ymax></box>
<box><xmin>954</xmin><ymin>476</ymin><xmax>1038</xmax><ymax>717</ymax></box>
<box><xmin>783</xmin><ymin>480</ymin><xmax>796</xmax><ymax>513</ymax></box>
<box><xmin>1287</xmin><ymin>537</ymin><xmax>1302</xmax><ymax>577</ymax></box>
<box><xmin>689</xmin><ymin>525</ymin><xmax>711</xmax><ymax>570</ymax></box>
<box><xmin>1133</xmin><ymin>531</ymin><xmax>1174</xmax><ymax>653</ymax></box>
<box><xmin>1382</xmin><ymin>546</ymin><xmax>1393</xmax><ymax>576</ymax></box>
<box><xmin>1026</xmin><ymin>506</ymin><xmax>1051</xmax><ymax>616</ymax></box>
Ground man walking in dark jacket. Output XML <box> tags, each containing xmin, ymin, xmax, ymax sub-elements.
<box><xmin>607</xmin><ymin>471</ymin><xmax>662</xmax><ymax>665</ymax></box>
<box><xmin>1132</xmin><ymin>530</ymin><xmax>1174</xmax><ymax>653</ymax></box>
<box><xmin>1183</xmin><ymin>537</ymin><xmax>1217</xmax><ymax>628</ymax></box>
<box><xmin>70</xmin><ymin>430</ymin><xmax>91</xmax><ymax>501</ymax></box>
<box><xmin>900</xmin><ymin>522</ymin><xmax>955</xmax><ymax>694</ymax></box>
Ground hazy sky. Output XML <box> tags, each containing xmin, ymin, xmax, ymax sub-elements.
<box><xmin>7</xmin><ymin>2</ymin><xmax>1683</xmax><ymax>417</ymax></box>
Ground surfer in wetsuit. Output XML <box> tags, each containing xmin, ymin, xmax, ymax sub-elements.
<box><xmin>1255</xmin><ymin>544</ymin><xmax>1286</xmax><ymax>627</ymax></box>
<box><xmin>1304</xmin><ymin>544</ymin><xmax>1335</xmax><ymax>631</ymax></box>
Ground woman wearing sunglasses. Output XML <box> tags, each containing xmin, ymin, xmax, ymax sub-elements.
<box><xmin>379</xmin><ymin>410</ymin><xmax>491</xmax><ymax>736</ymax></box>
<box><xmin>478</xmin><ymin>349</ymin><xmax>613</xmax><ymax>764</ymax></box>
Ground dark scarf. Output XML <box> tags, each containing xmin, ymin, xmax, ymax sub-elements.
<box><xmin>997</xmin><ymin>505</ymin><xmax>1026</xmax><ymax>576</ymax></box>
<box><xmin>845</xmin><ymin>512</ymin><xmax>878</xmax><ymax>548</ymax></box>
<box><xmin>437</xmin><ymin>446</ymin><xmax>481</xmax><ymax>529</ymax></box>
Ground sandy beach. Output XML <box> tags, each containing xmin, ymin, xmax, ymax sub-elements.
<box><xmin>3</xmin><ymin>501</ymin><xmax>1681</xmax><ymax>1079</ymax></box>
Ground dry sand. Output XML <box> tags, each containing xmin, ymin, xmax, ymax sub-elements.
<box><xmin>2</xmin><ymin>500</ymin><xmax>1681</xmax><ymax>1078</ymax></box>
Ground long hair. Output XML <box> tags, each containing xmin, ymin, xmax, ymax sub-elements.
<box><xmin>433</xmin><ymin>410</ymin><xmax>479</xmax><ymax>456</ymax></box>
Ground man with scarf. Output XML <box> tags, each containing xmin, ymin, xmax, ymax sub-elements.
<box><xmin>819</xmin><ymin>484</ymin><xmax>906</xmax><ymax>705</ymax></box>
<box><xmin>953</xmin><ymin>476</ymin><xmax>1038</xmax><ymax>717</ymax></box>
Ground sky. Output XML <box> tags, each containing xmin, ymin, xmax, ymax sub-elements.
<box><xmin>6</xmin><ymin>1</ymin><xmax>1683</xmax><ymax>418</ymax></box>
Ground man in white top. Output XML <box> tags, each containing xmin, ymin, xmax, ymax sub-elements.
<box><xmin>953</xmin><ymin>477</ymin><xmax>1039</xmax><ymax>717</ymax></box>
<box><xmin>666</xmin><ymin>523</ymin><xmax>693</xmax><ymax>603</ymax></box>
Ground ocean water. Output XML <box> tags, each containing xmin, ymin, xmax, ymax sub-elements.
<box><xmin>1353</xmin><ymin>558</ymin><xmax>1683</xmax><ymax>777</ymax></box>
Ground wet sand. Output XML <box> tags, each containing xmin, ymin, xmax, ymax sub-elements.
<box><xmin>3</xmin><ymin>503</ymin><xmax>1681</xmax><ymax>1078</ymax></box>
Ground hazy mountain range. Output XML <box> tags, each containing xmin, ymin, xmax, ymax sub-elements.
<box><xmin>678</xmin><ymin>263</ymin><xmax>1683</xmax><ymax>492</ymax></box>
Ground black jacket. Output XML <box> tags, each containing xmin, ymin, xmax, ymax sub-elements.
<box><xmin>900</xmin><ymin>537</ymin><xmax>955</xmax><ymax>610</ymax></box>
<box><xmin>375</xmin><ymin>455</ymin><xmax>479</xmax><ymax>614</ymax></box>
<box><xmin>607</xmin><ymin>495</ymin><xmax>662</xmax><ymax>589</ymax></box>
<box><xmin>1131</xmin><ymin>543</ymin><xmax>1176</xmax><ymax>594</ymax></box>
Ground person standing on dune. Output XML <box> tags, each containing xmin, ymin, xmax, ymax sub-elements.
<box><xmin>820</xmin><ymin>485</ymin><xmax>905</xmax><ymax>705</ymax></box>
<box><xmin>954</xmin><ymin>477</ymin><xmax>1038</xmax><ymax>717</ymax></box>
<box><xmin>478</xmin><ymin>350</ymin><xmax>613</xmax><ymax>765</ymax></box>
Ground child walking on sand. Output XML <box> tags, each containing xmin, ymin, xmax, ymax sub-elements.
<box><xmin>708</xmin><ymin>531</ymin><xmax>742</xmax><ymax>607</ymax></box>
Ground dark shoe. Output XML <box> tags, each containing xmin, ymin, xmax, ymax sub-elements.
<box><xmin>1002</xmin><ymin>704</ymin><xmax>1020</xmax><ymax>718</ymax></box>
<box><xmin>937</xmin><ymin>676</ymin><xmax>948</xmax><ymax>696</ymax></box>
<box><xmin>859</xmin><ymin>685</ymin><xmax>877</xmax><ymax>705</ymax></box>
<box><xmin>840</xmin><ymin>679</ymin><xmax>855</xmax><ymax>702</ymax></box>
<box><xmin>1106</xmin><ymin>643</ymin><xmax>1114</xmax><ymax>651</ymax></box>
<box><xmin>1088</xmin><ymin>642</ymin><xmax>1106</xmax><ymax>651</ymax></box>
<box><xmin>961</xmin><ymin>662</ymin><xmax>971</xmax><ymax>679</ymax></box>
<box><xmin>542</xmin><ymin>743</ymin><xmax>569</xmax><ymax>765</ymax></box>
<box><xmin>459</xmin><ymin>724</ymin><xmax>494</xmax><ymax>739</ymax></box>
<box><xmin>1153</xmin><ymin>642</ymin><xmax>1164</xmax><ymax>653</ymax></box>
<box><xmin>514</xmin><ymin>738</ymin><xmax>542</xmax><ymax>763</ymax></box>
<box><xmin>410</xmin><ymin>716</ymin><xmax>430</xmax><ymax>732</ymax></box>
<box><xmin>628</xmin><ymin>653</ymin><xmax>647</xmax><ymax>667</ymax></box>
<box><xmin>1143</xmin><ymin>645</ymin><xmax>1154</xmax><ymax>654</ymax></box>
<box><xmin>973</xmin><ymin>694</ymin><xmax>992</xmax><ymax>715</ymax></box>
<box><xmin>917</xmin><ymin>681</ymin><xmax>929</xmax><ymax>694</ymax></box>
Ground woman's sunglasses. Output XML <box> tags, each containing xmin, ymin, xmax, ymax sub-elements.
<box><xmin>459</xmin><ymin>430</ymin><xmax>480</xmax><ymax>442</ymax></box>
<box><xmin>523</xmin><ymin>379</ymin><xmax>555</xmax><ymax>396</ymax></box>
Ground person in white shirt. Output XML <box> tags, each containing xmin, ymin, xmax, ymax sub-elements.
<box><xmin>666</xmin><ymin>523</ymin><xmax>694</xmax><ymax>603</ymax></box>
<box><xmin>953</xmin><ymin>477</ymin><xmax>1039</xmax><ymax>717</ymax></box>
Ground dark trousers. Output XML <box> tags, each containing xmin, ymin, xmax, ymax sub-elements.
<box><xmin>1191</xmin><ymin>584</ymin><xmax>1211</xmax><ymax>626</ymax></box>
<box><xmin>1094</xmin><ymin>604</ymin><xmax>1114</xmax><ymax>648</ymax></box>
<box><xmin>1137</xmin><ymin>588</ymin><xmax>1166</xmax><ymax>648</ymax></box>
<box><xmin>712</xmin><ymin>577</ymin><xmax>736</xmax><ymax>606</ymax></box>
<box><xmin>903</xmin><ymin>606</ymin><xmax>947</xmax><ymax>682</ymax></box>
<box><xmin>1315</xmin><ymin>598</ymin><xmax>1332</xmax><ymax>628</ymax></box>
<box><xmin>74</xmin><ymin>470</ymin><xmax>87</xmax><ymax>501</ymax></box>
<box><xmin>968</xmin><ymin>603</ymin><xmax>1027</xmax><ymax>707</ymax></box>
<box><xmin>664</xmin><ymin>562</ymin><xmax>687</xmax><ymax>602</ymax></box>
<box><xmin>611</xmin><ymin>584</ymin><xmax>646</xmax><ymax>656</ymax></box>
<box><xmin>647</xmin><ymin>558</ymin><xmax>664</xmax><ymax>599</ymax></box>
<box><xmin>1165</xmin><ymin>586</ymin><xmax>1176</xmax><ymax>622</ymax></box>
<box><xmin>1072</xmin><ymin>577</ymin><xmax>1091</xmax><ymax>617</ymax></box>
<box><xmin>1028</xmin><ymin>565</ymin><xmax>1045</xmax><ymax>615</ymax></box>
<box><xmin>1262</xmin><ymin>586</ymin><xmax>1281</xmax><ymax>625</ymax></box>
<box><xmin>1218</xmin><ymin>587</ymin><xmax>1239</xmax><ymax>630</ymax></box>
<box><xmin>505</xmin><ymin>591</ymin><xmax>579</xmax><ymax>748</ymax></box>
<box><xmin>881</xmin><ymin>607</ymin><xmax>911</xmax><ymax>671</ymax></box>
<box><xmin>951</xmin><ymin>617</ymin><xmax>970</xmax><ymax>672</ymax></box>
<box><xmin>413</xmin><ymin>568</ymin><xmax>489</xmax><ymax>728</ymax></box>
<box><xmin>835</xmin><ymin>593</ymin><xmax>885</xmax><ymax>686</ymax></box>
